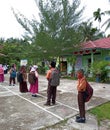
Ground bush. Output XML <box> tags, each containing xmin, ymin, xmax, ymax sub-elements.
<box><xmin>91</xmin><ymin>61</ymin><xmax>109</xmax><ymax>82</ymax></box>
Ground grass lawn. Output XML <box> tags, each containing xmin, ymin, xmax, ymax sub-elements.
<box><xmin>89</xmin><ymin>101</ymin><xmax>110</xmax><ymax>124</ymax></box>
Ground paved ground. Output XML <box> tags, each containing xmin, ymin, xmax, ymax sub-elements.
<box><xmin>0</xmin><ymin>74</ymin><xmax>110</xmax><ymax>130</ymax></box>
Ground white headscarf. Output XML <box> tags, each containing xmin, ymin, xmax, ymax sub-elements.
<box><xmin>30</xmin><ymin>67</ymin><xmax>35</xmax><ymax>72</ymax></box>
<box><xmin>33</xmin><ymin>65</ymin><xmax>38</xmax><ymax>69</ymax></box>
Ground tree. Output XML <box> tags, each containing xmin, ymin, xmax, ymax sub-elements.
<box><xmin>102</xmin><ymin>10</ymin><xmax>110</xmax><ymax>32</ymax></box>
<box><xmin>12</xmin><ymin>0</ymin><xmax>85</xmax><ymax>60</ymax></box>
<box><xmin>78</xmin><ymin>21</ymin><xmax>105</xmax><ymax>41</ymax></box>
<box><xmin>93</xmin><ymin>8</ymin><xmax>105</xmax><ymax>29</ymax></box>
<box><xmin>11</xmin><ymin>7</ymin><xmax>38</xmax><ymax>43</ymax></box>
<box><xmin>0</xmin><ymin>38</ymin><xmax>5</xmax><ymax>43</ymax></box>
<box><xmin>0</xmin><ymin>38</ymin><xmax>32</xmax><ymax>66</ymax></box>
<box><xmin>94</xmin><ymin>1</ymin><xmax>110</xmax><ymax>33</ymax></box>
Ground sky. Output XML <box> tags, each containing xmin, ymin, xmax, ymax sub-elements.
<box><xmin>0</xmin><ymin>0</ymin><xmax>110</xmax><ymax>39</ymax></box>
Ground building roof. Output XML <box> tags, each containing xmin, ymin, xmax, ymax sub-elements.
<box><xmin>82</xmin><ymin>37</ymin><xmax>110</xmax><ymax>50</ymax></box>
<box><xmin>73</xmin><ymin>37</ymin><xmax>110</xmax><ymax>55</ymax></box>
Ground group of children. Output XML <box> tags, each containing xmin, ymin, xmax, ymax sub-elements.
<box><xmin>7</xmin><ymin>64</ymin><xmax>39</xmax><ymax>97</ymax></box>
<box><xmin>1</xmin><ymin>62</ymin><xmax>91</xmax><ymax>123</ymax></box>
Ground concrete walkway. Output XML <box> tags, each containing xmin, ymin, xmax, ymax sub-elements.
<box><xmin>0</xmin><ymin>74</ymin><xmax>110</xmax><ymax>130</ymax></box>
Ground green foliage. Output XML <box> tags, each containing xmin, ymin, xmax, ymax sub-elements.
<box><xmin>38</xmin><ymin>66</ymin><xmax>45</xmax><ymax>74</ymax></box>
<box><xmin>39</xmin><ymin>0</ymin><xmax>85</xmax><ymax>57</ymax></box>
<box><xmin>93</xmin><ymin>6</ymin><xmax>110</xmax><ymax>33</ymax></box>
<box><xmin>0</xmin><ymin>38</ymin><xmax>31</xmax><ymax>66</ymax></box>
<box><xmin>102</xmin><ymin>10</ymin><xmax>110</xmax><ymax>31</ymax></box>
<box><xmin>34</xmin><ymin>0</ymin><xmax>85</xmax><ymax>58</ymax></box>
<box><xmin>91</xmin><ymin>61</ymin><xmax>109</xmax><ymax>82</ymax></box>
<box><xmin>12</xmin><ymin>0</ymin><xmax>85</xmax><ymax>60</ymax></box>
<box><xmin>78</xmin><ymin>21</ymin><xmax>105</xmax><ymax>41</ymax></box>
<box><xmin>93</xmin><ymin>8</ymin><xmax>105</xmax><ymax>23</ymax></box>
<box><xmin>11</xmin><ymin>0</ymin><xmax>106</xmax><ymax>62</ymax></box>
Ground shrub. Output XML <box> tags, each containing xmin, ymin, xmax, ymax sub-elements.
<box><xmin>91</xmin><ymin>61</ymin><xmax>109</xmax><ymax>82</ymax></box>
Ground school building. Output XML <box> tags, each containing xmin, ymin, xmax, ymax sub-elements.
<box><xmin>60</xmin><ymin>37</ymin><xmax>110</xmax><ymax>77</ymax></box>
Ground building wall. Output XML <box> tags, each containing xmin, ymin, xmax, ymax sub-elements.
<box><xmin>60</xmin><ymin>49</ymin><xmax>110</xmax><ymax>76</ymax></box>
<box><xmin>74</xmin><ymin>49</ymin><xmax>110</xmax><ymax>75</ymax></box>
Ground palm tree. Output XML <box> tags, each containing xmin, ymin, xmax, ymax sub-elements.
<box><xmin>78</xmin><ymin>21</ymin><xmax>105</xmax><ymax>42</ymax></box>
<box><xmin>101</xmin><ymin>0</ymin><xmax>110</xmax><ymax>33</ymax></box>
<box><xmin>102</xmin><ymin>11</ymin><xmax>110</xmax><ymax>31</ymax></box>
<box><xmin>93</xmin><ymin>8</ymin><xmax>105</xmax><ymax>29</ymax></box>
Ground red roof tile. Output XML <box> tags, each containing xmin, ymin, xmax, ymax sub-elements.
<box><xmin>82</xmin><ymin>37</ymin><xmax>110</xmax><ymax>49</ymax></box>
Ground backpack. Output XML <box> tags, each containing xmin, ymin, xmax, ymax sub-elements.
<box><xmin>28</xmin><ymin>72</ymin><xmax>37</xmax><ymax>85</ymax></box>
<box><xmin>49</xmin><ymin>69</ymin><xmax>60</xmax><ymax>86</ymax></box>
<box><xmin>10</xmin><ymin>69</ymin><xmax>16</xmax><ymax>78</ymax></box>
<box><xmin>17</xmin><ymin>72</ymin><xmax>23</xmax><ymax>83</ymax></box>
<box><xmin>84</xmin><ymin>81</ymin><xmax>93</xmax><ymax>102</ymax></box>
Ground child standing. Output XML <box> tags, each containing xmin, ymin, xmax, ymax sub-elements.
<box><xmin>75</xmin><ymin>69</ymin><xmax>86</xmax><ymax>123</ymax></box>
<box><xmin>9</xmin><ymin>64</ymin><xmax>16</xmax><ymax>86</ymax></box>
<box><xmin>28</xmin><ymin>65</ymin><xmax>39</xmax><ymax>97</ymax></box>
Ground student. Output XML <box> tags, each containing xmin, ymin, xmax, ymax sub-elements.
<box><xmin>44</xmin><ymin>61</ymin><xmax>60</xmax><ymax>106</ymax></box>
<box><xmin>9</xmin><ymin>64</ymin><xmax>16</xmax><ymax>86</ymax></box>
<box><xmin>28</xmin><ymin>65</ymin><xmax>39</xmax><ymax>97</ymax></box>
<box><xmin>0</xmin><ymin>64</ymin><xmax>4</xmax><ymax>82</ymax></box>
<box><xmin>75</xmin><ymin>69</ymin><xmax>86</xmax><ymax>123</ymax></box>
<box><xmin>18</xmin><ymin>65</ymin><xmax>28</xmax><ymax>93</ymax></box>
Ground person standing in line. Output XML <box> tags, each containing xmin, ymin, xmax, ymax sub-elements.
<box><xmin>75</xmin><ymin>69</ymin><xmax>86</xmax><ymax>123</ymax></box>
<box><xmin>29</xmin><ymin>65</ymin><xmax>39</xmax><ymax>97</ymax></box>
<box><xmin>9</xmin><ymin>64</ymin><xmax>16</xmax><ymax>86</ymax></box>
<box><xmin>0</xmin><ymin>64</ymin><xmax>4</xmax><ymax>82</ymax></box>
<box><xmin>44</xmin><ymin>61</ymin><xmax>59</xmax><ymax>106</ymax></box>
<box><xmin>3</xmin><ymin>64</ymin><xmax>8</xmax><ymax>74</ymax></box>
<box><xmin>18</xmin><ymin>65</ymin><xmax>28</xmax><ymax>93</ymax></box>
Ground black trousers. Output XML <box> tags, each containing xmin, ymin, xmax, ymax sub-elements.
<box><xmin>9</xmin><ymin>77</ymin><xmax>15</xmax><ymax>85</ymax></box>
<box><xmin>78</xmin><ymin>92</ymin><xmax>85</xmax><ymax>118</ymax></box>
<box><xmin>47</xmin><ymin>84</ymin><xmax>57</xmax><ymax>104</ymax></box>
